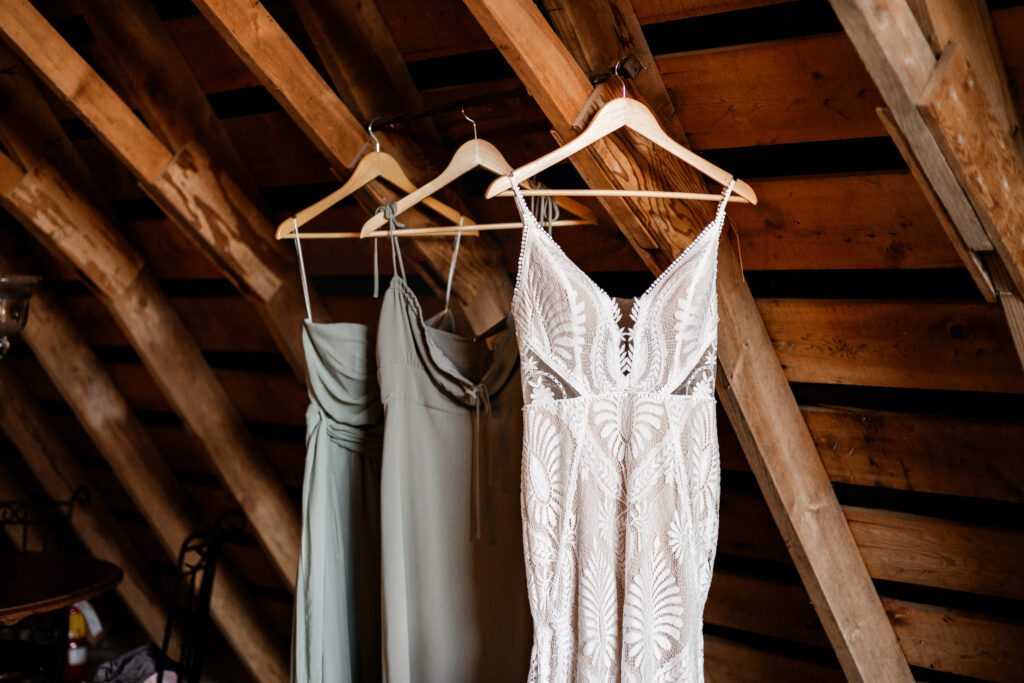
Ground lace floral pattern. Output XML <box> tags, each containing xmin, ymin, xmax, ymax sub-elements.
<box><xmin>511</xmin><ymin>180</ymin><xmax>734</xmax><ymax>682</ymax></box>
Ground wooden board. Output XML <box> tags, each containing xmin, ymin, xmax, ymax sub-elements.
<box><xmin>803</xmin><ymin>406</ymin><xmax>1024</xmax><ymax>502</ymax></box>
<box><xmin>704</xmin><ymin>636</ymin><xmax>844</xmax><ymax>682</ymax></box>
<box><xmin>846</xmin><ymin>506</ymin><xmax>1024</xmax><ymax>600</ymax></box>
<box><xmin>658</xmin><ymin>33</ymin><xmax>885</xmax><ymax>149</ymax></box>
<box><xmin>759</xmin><ymin>299</ymin><xmax>1024</xmax><ymax>392</ymax></box>
<box><xmin>883</xmin><ymin>597</ymin><xmax>1024</xmax><ymax>682</ymax></box>
<box><xmin>726</xmin><ymin>171</ymin><xmax>962</xmax><ymax>270</ymax></box>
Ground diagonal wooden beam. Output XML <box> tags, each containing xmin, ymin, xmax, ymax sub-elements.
<box><xmin>78</xmin><ymin>0</ymin><xmax>269</xmax><ymax>219</ymax></box>
<box><xmin>462</xmin><ymin>1</ymin><xmax>914</xmax><ymax>680</ymax></box>
<box><xmin>190</xmin><ymin>0</ymin><xmax>514</xmax><ymax>333</ymax></box>
<box><xmin>826</xmin><ymin>0</ymin><xmax>989</xmax><ymax>255</ymax></box>
<box><xmin>0</xmin><ymin>0</ymin><xmax>321</xmax><ymax>378</ymax></box>
<box><xmin>0</xmin><ymin>363</ymin><xmax>166</xmax><ymax>641</ymax></box>
<box><xmin>0</xmin><ymin>249</ymin><xmax>287</xmax><ymax>682</ymax></box>
<box><xmin>0</xmin><ymin>134</ymin><xmax>300</xmax><ymax>591</ymax></box>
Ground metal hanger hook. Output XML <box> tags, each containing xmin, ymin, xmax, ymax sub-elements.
<box><xmin>368</xmin><ymin>116</ymin><xmax>382</xmax><ymax>153</ymax></box>
<box><xmin>614</xmin><ymin>58</ymin><xmax>627</xmax><ymax>98</ymax></box>
<box><xmin>461</xmin><ymin>105</ymin><xmax>477</xmax><ymax>140</ymax></box>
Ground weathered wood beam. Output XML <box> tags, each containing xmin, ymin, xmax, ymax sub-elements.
<box><xmin>0</xmin><ymin>140</ymin><xmax>300</xmax><ymax>590</ymax></box>
<box><xmin>78</xmin><ymin>0</ymin><xmax>268</xmax><ymax>219</ymax></box>
<box><xmin>0</xmin><ymin>50</ymin><xmax>301</xmax><ymax>587</ymax></box>
<box><xmin>462</xmin><ymin>1</ymin><xmax>913</xmax><ymax>680</ymax></box>
<box><xmin>846</xmin><ymin>506</ymin><xmax>1024</xmax><ymax>600</ymax></box>
<box><xmin>190</xmin><ymin>0</ymin><xmax>514</xmax><ymax>333</ymax></box>
<box><xmin>827</xmin><ymin>0</ymin><xmax>989</xmax><ymax>254</ymax></box>
<box><xmin>918</xmin><ymin>42</ymin><xmax>1024</xmax><ymax>297</ymax></box>
<box><xmin>906</xmin><ymin>0</ymin><xmax>1021</xmax><ymax>147</ymax></box>
<box><xmin>882</xmin><ymin>597</ymin><xmax>1024</xmax><ymax>682</ymax></box>
<box><xmin>289</xmin><ymin>0</ymin><xmax>438</xmax><ymax>144</ymax></box>
<box><xmin>800</xmin><ymin>406</ymin><xmax>1024</xmax><ymax>503</ymax></box>
<box><xmin>0</xmin><ymin>0</ymin><xmax>320</xmax><ymax>378</ymax></box>
<box><xmin>0</xmin><ymin>256</ymin><xmax>288</xmax><ymax>682</ymax></box>
<box><xmin>0</xmin><ymin>362</ymin><xmax>167</xmax><ymax>641</ymax></box>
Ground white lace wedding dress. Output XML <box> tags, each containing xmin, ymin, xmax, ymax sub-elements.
<box><xmin>510</xmin><ymin>179</ymin><xmax>735</xmax><ymax>682</ymax></box>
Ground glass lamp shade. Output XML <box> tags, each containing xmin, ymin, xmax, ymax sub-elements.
<box><xmin>0</xmin><ymin>275</ymin><xmax>41</xmax><ymax>359</ymax></box>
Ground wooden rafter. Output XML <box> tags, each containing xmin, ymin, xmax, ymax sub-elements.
<box><xmin>0</xmin><ymin>250</ymin><xmax>287</xmax><ymax>681</ymax></box>
<box><xmin>191</xmin><ymin>0</ymin><xmax>514</xmax><ymax>333</ymax></box>
<box><xmin>831</xmin><ymin>0</ymin><xmax>1024</xmax><ymax>369</ymax></box>
<box><xmin>0</xmin><ymin>64</ymin><xmax>300</xmax><ymax>591</ymax></box>
<box><xmin>0</xmin><ymin>0</ymin><xmax>321</xmax><ymax>378</ymax></box>
<box><xmin>462</xmin><ymin>1</ymin><xmax>914</xmax><ymax>680</ymax></box>
<box><xmin>78</xmin><ymin>0</ymin><xmax>268</xmax><ymax>217</ymax></box>
<box><xmin>0</xmin><ymin>363</ymin><xmax>166</xmax><ymax>642</ymax></box>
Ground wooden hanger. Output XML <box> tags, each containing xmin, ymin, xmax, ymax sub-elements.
<box><xmin>484</xmin><ymin>63</ymin><xmax>757</xmax><ymax>206</ymax></box>
<box><xmin>275</xmin><ymin>120</ymin><xmax>467</xmax><ymax>239</ymax></box>
<box><xmin>358</xmin><ymin>109</ymin><xmax>597</xmax><ymax>237</ymax></box>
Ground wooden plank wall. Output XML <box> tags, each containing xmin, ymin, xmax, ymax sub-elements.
<box><xmin>1</xmin><ymin>0</ymin><xmax>1022</xmax><ymax>680</ymax></box>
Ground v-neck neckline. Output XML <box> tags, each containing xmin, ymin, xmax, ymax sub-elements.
<box><xmin>512</xmin><ymin>184</ymin><xmax>732</xmax><ymax>380</ymax></box>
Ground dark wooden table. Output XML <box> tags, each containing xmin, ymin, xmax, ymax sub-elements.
<box><xmin>0</xmin><ymin>552</ymin><xmax>123</xmax><ymax>626</ymax></box>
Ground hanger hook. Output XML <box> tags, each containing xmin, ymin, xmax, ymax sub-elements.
<box><xmin>461</xmin><ymin>105</ymin><xmax>477</xmax><ymax>140</ymax></box>
<box><xmin>368</xmin><ymin>116</ymin><xmax>382</xmax><ymax>153</ymax></box>
<box><xmin>613</xmin><ymin>58</ymin><xmax>627</xmax><ymax>98</ymax></box>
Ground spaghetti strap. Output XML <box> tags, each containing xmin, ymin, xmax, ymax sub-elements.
<box><xmin>291</xmin><ymin>216</ymin><xmax>314</xmax><ymax>322</ymax></box>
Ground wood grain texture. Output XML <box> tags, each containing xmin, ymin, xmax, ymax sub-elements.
<box><xmin>908</xmin><ymin>0</ymin><xmax>1020</xmax><ymax>142</ymax></box>
<box><xmin>919</xmin><ymin>43</ymin><xmax>1024</xmax><ymax>296</ymax></box>
<box><xmin>877</xmin><ymin>106</ymin><xmax>996</xmax><ymax>300</ymax></box>
<box><xmin>658</xmin><ymin>33</ymin><xmax>884</xmax><ymax>149</ymax></box>
<box><xmin>189</xmin><ymin>0</ymin><xmax>365</xmax><ymax>169</ymax></box>
<box><xmin>803</xmin><ymin>406</ymin><xmax>1024</xmax><ymax>502</ymax></box>
<box><xmin>845</xmin><ymin>506</ymin><xmax>1024</xmax><ymax>600</ymax></box>
<box><xmin>0</xmin><ymin>0</ymin><xmax>317</xmax><ymax>377</ymax></box>
<box><xmin>759</xmin><ymin>299</ymin><xmax>1024</xmax><ymax>392</ymax></box>
<box><xmin>727</xmin><ymin>171</ymin><xmax>962</xmax><ymax>270</ymax></box>
<box><xmin>829</xmin><ymin>0</ymin><xmax>991</xmax><ymax>250</ymax></box>
<box><xmin>883</xmin><ymin>597</ymin><xmax>1024</xmax><ymax>682</ymax></box>
<box><xmin>80</xmin><ymin>0</ymin><xmax>265</xmax><ymax>211</ymax></box>
<box><xmin>0</xmin><ymin>0</ymin><xmax>172</xmax><ymax>179</ymax></box>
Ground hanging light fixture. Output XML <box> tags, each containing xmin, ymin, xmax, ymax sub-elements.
<box><xmin>0</xmin><ymin>275</ymin><xmax>40</xmax><ymax>359</ymax></box>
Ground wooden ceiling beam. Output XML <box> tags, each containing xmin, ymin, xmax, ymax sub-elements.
<box><xmin>0</xmin><ymin>86</ymin><xmax>301</xmax><ymax>596</ymax></box>
<box><xmin>190</xmin><ymin>0</ymin><xmax>514</xmax><ymax>333</ymax></box>
<box><xmin>78</xmin><ymin>0</ymin><xmax>267</xmax><ymax>216</ymax></box>
<box><xmin>0</xmin><ymin>0</ymin><xmax>320</xmax><ymax>378</ymax></box>
<box><xmin>462</xmin><ymin>1</ymin><xmax>913</xmax><ymax>680</ymax></box>
<box><xmin>0</xmin><ymin>363</ymin><xmax>166</xmax><ymax>642</ymax></box>
<box><xmin>0</xmin><ymin>256</ymin><xmax>287</xmax><ymax>682</ymax></box>
<box><xmin>826</xmin><ymin>0</ymin><xmax>989</xmax><ymax>251</ymax></box>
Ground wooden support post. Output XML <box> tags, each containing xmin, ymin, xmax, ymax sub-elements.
<box><xmin>0</xmin><ymin>49</ymin><xmax>301</xmax><ymax>589</ymax></box>
<box><xmin>0</xmin><ymin>259</ymin><xmax>288</xmax><ymax>682</ymax></box>
<box><xmin>191</xmin><ymin>0</ymin><xmax>514</xmax><ymax>334</ymax></box>
<box><xmin>0</xmin><ymin>0</ymin><xmax>321</xmax><ymax>378</ymax></box>
<box><xmin>462</xmin><ymin>1</ymin><xmax>914</xmax><ymax>679</ymax></box>
<box><xmin>0</xmin><ymin>363</ymin><xmax>167</xmax><ymax>641</ymax></box>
